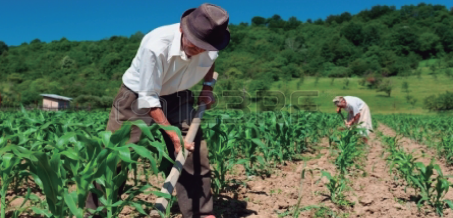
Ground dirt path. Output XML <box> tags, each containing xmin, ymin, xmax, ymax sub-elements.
<box><xmin>347</xmin><ymin>132</ymin><xmax>401</xmax><ymax>217</ymax></box>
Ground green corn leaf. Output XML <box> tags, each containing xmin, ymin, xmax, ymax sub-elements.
<box><xmin>28</xmin><ymin>152</ymin><xmax>62</xmax><ymax>215</ymax></box>
<box><xmin>321</xmin><ymin>171</ymin><xmax>333</xmax><ymax>180</ymax></box>
<box><xmin>151</xmin><ymin>191</ymin><xmax>172</xmax><ymax>199</ymax></box>
<box><xmin>251</xmin><ymin>138</ymin><xmax>266</xmax><ymax>150</ymax></box>
<box><xmin>131</xmin><ymin>202</ymin><xmax>148</xmax><ymax>215</ymax></box>
<box><xmin>99</xmin><ymin>131</ymin><xmax>113</xmax><ymax>148</ymax></box>
<box><xmin>111</xmin><ymin>200</ymin><xmax>124</xmax><ymax>207</ymax></box>
<box><xmin>21</xmin><ymin>170</ymin><xmax>44</xmax><ymax>190</ymax></box>
<box><xmin>31</xmin><ymin>207</ymin><xmax>52</xmax><ymax>217</ymax></box>
<box><xmin>444</xmin><ymin>199</ymin><xmax>453</xmax><ymax>209</ymax></box>
<box><xmin>60</xmin><ymin>149</ymin><xmax>80</xmax><ymax>162</ymax></box>
<box><xmin>63</xmin><ymin>189</ymin><xmax>83</xmax><ymax>218</ymax></box>
<box><xmin>129</xmin><ymin>120</ymin><xmax>154</xmax><ymax>139</ymax></box>
<box><xmin>109</xmin><ymin>122</ymin><xmax>132</xmax><ymax>146</ymax></box>
<box><xmin>235</xmin><ymin>159</ymin><xmax>249</xmax><ymax>165</ymax></box>
<box><xmin>433</xmin><ymin>164</ymin><xmax>444</xmax><ymax>177</ymax></box>
<box><xmin>126</xmin><ymin>144</ymin><xmax>159</xmax><ymax>174</ymax></box>
<box><xmin>50</xmin><ymin>152</ymin><xmax>61</xmax><ymax>177</ymax></box>
<box><xmin>158</xmin><ymin>125</ymin><xmax>184</xmax><ymax>145</ymax></box>
<box><xmin>148</xmin><ymin>140</ymin><xmax>173</xmax><ymax>163</ymax></box>
<box><xmin>56</xmin><ymin>132</ymin><xmax>77</xmax><ymax>150</ymax></box>
<box><xmin>109</xmin><ymin>146</ymin><xmax>136</xmax><ymax>164</ymax></box>
<box><xmin>256</xmin><ymin>156</ymin><xmax>266</xmax><ymax>166</ymax></box>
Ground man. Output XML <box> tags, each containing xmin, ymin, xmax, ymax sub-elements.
<box><xmin>85</xmin><ymin>3</ymin><xmax>229</xmax><ymax>218</ymax></box>
<box><xmin>333</xmin><ymin>96</ymin><xmax>373</xmax><ymax>141</ymax></box>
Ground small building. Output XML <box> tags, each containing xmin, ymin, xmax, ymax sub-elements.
<box><xmin>40</xmin><ymin>94</ymin><xmax>72</xmax><ymax>111</ymax></box>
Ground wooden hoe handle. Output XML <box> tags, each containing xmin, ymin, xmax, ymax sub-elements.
<box><xmin>150</xmin><ymin>72</ymin><xmax>219</xmax><ymax>217</ymax></box>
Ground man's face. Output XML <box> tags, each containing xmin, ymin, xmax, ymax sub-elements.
<box><xmin>181</xmin><ymin>32</ymin><xmax>206</xmax><ymax>57</ymax></box>
<box><xmin>339</xmin><ymin>99</ymin><xmax>347</xmax><ymax>108</ymax></box>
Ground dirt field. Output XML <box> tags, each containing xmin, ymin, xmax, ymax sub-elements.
<box><xmin>4</xmin><ymin>123</ymin><xmax>453</xmax><ymax>218</ymax></box>
<box><xmin>149</xmin><ymin>123</ymin><xmax>453</xmax><ymax>218</ymax></box>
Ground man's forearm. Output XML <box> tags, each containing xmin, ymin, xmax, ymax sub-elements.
<box><xmin>149</xmin><ymin>107</ymin><xmax>171</xmax><ymax>126</ymax></box>
<box><xmin>350</xmin><ymin>113</ymin><xmax>360</xmax><ymax>124</ymax></box>
<box><xmin>355</xmin><ymin>114</ymin><xmax>360</xmax><ymax>122</ymax></box>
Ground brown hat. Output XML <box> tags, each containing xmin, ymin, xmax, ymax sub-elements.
<box><xmin>180</xmin><ymin>3</ymin><xmax>230</xmax><ymax>51</ymax></box>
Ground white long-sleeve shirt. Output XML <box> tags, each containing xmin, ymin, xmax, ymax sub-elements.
<box><xmin>344</xmin><ymin>96</ymin><xmax>365</xmax><ymax>116</ymax></box>
<box><xmin>122</xmin><ymin>23</ymin><xmax>218</xmax><ymax>109</ymax></box>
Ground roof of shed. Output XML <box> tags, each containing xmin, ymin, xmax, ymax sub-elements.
<box><xmin>40</xmin><ymin>94</ymin><xmax>73</xmax><ymax>101</ymax></box>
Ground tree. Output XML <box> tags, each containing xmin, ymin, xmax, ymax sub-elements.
<box><xmin>376</xmin><ymin>79</ymin><xmax>393</xmax><ymax>97</ymax></box>
<box><xmin>130</xmin><ymin>31</ymin><xmax>144</xmax><ymax>42</ymax></box>
<box><xmin>341</xmin><ymin>22</ymin><xmax>364</xmax><ymax>45</ymax></box>
<box><xmin>285</xmin><ymin>16</ymin><xmax>302</xmax><ymax>30</ymax></box>
<box><xmin>389</xmin><ymin>26</ymin><xmax>420</xmax><ymax>55</ymax></box>
<box><xmin>267</xmin><ymin>14</ymin><xmax>285</xmax><ymax>30</ymax></box>
<box><xmin>342</xmin><ymin>78</ymin><xmax>350</xmax><ymax>90</ymax></box>
<box><xmin>0</xmin><ymin>41</ymin><xmax>8</xmax><ymax>55</ymax></box>
<box><xmin>251</xmin><ymin>16</ymin><xmax>267</xmax><ymax>26</ymax></box>
<box><xmin>402</xmin><ymin>81</ymin><xmax>409</xmax><ymax>93</ymax></box>
<box><xmin>314</xmin><ymin>18</ymin><xmax>324</xmax><ymax>25</ymax></box>
<box><xmin>61</xmin><ymin>55</ymin><xmax>76</xmax><ymax>69</ymax></box>
<box><xmin>406</xmin><ymin>95</ymin><xmax>418</xmax><ymax>108</ymax></box>
<box><xmin>314</xmin><ymin>73</ymin><xmax>321</xmax><ymax>86</ymax></box>
<box><xmin>424</xmin><ymin>91</ymin><xmax>453</xmax><ymax>111</ymax></box>
<box><xmin>430</xmin><ymin>64</ymin><xmax>437</xmax><ymax>79</ymax></box>
<box><xmin>419</xmin><ymin>32</ymin><xmax>442</xmax><ymax>58</ymax></box>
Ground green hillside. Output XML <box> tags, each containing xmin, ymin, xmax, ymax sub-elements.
<box><xmin>1</xmin><ymin>3</ymin><xmax>453</xmax><ymax>113</ymax></box>
<box><xmin>205</xmin><ymin>59</ymin><xmax>451</xmax><ymax>114</ymax></box>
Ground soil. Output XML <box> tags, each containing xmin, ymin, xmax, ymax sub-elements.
<box><xmin>4</xmin><ymin>123</ymin><xmax>453</xmax><ymax>218</ymax></box>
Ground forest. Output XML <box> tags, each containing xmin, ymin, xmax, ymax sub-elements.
<box><xmin>1</xmin><ymin>3</ymin><xmax>453</xmax><ymax>108</ymax></box>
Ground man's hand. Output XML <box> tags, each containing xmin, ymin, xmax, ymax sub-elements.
<box><xmin>166</xmin><ymin>130</ymin><xmax>195</xmax><ymax>154</ymax></box>
<box><xmin>149</xmin><ymin>107</ymin><xmax>195</xmax><ymax>154</ymax></box>
<box><xmin>198</xmin><ymin>87</ymin><xmax>215</xmax><ymax>109</ymax></box>
<box><xmin>345</xmin><ymin>121</ymin><xmax>351</xmax><ymax>128</ymax></box>
<box><xmin>336</xmin><ymin>107</ymin><xmax>341</xmax><ymax>113</ymax></box>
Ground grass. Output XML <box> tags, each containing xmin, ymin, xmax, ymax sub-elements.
<box><xmin>277</xmin><ymin>74</ymin><xmax>452</xmax><ymax>114</ymax></box>
<box><xmin>218</xmin><ymin>59</ymin><xmax>453</xmax><ymax>115</ymax></box>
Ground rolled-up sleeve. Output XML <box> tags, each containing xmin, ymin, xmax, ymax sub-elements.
<box><xmin>137</xmin><ymin>48</ymin><xmax>164</xmax><ymax>109</ymax></box>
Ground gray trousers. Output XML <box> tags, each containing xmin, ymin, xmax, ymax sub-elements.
<box><xmin>85</xmin><ymin>84</ymin><xmax>213</xmax><ymax>218</ymax></box>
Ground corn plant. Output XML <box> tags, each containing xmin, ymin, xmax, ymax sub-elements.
<box><xmin>0</xmin><ymin>108</ymin><xmax>172</xmax><ymax>218</ymax></box>
<box><xmin>411</xmin><ymin>161</ymin><xmax>453</xmax><ymax>216</ymax></box>
<box><xmin>318</xmin><ymin>171</ymin><xmax>351</xmax><ymax>207</ymax></box>
<box><xmin>1</xmin><ymin>108</ymin><xmax>347</xmax><ymax>217</ymax></box>
<box><xmin>0</xmin><ymin>146</ymin><xmax>22</xmax><ymax>218</ymax></box>
<box><xmin>439</xmin><ymin>135</ymin><xmax>453</xmax><ymax>165</ymax></box>
<box><xmin>332</xmin><ymin>125</ymin><xmax>364</xmax><ymax>175</ymax></box>
<box><xmin>376</xmin><ymin>114</ymin><xmax>453</xmax><ymax>162</ymax></box>
<box><xmin>390</xmin><ymin>150</ymin><xmax>418</xmax><ymax>189</ymax></box>
<box><xmin>204</xmin><ymin>117</ymin><xmax>247</xmax><ymax>196</ymax></box>
<box><xmin>380</xmin><ymin>132</ymin><xmax>453</xmax><ymax>216</ymax></box>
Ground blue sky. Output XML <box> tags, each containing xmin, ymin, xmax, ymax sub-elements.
<box><xmin>2</xmin><ymin>0</ymin><xmax>452</xmax><ymax>46</ymax></box>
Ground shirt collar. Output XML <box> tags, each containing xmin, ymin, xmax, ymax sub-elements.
<box><xmin>168</xmin><ymin>29</ymin><xmax>184</xmax><ymax>61</ymax></box>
